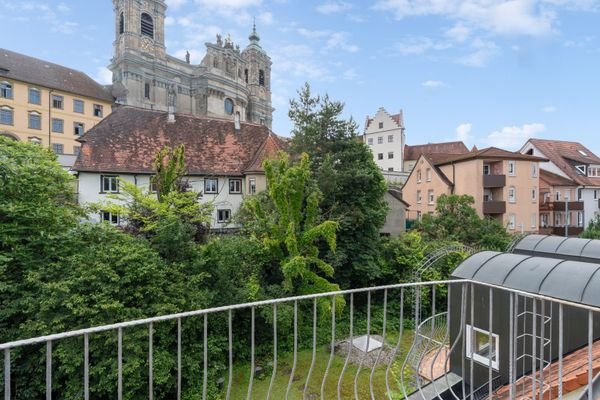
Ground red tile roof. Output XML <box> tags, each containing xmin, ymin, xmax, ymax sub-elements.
<box><xmin>494</xmin><ymin>340</ymin><xmax>600</xmax><ymax>400</ymax></box>
<box><xmin>404</xmin><ymin>141</ymin><xmax>469</xmax><ymax>161</ymax></box>
<box><xmin>528</xmin><ymin>139</ymin><xmax>600</xmax><ymax>186</ymax></box>
<box><xmin>0</xmin><ymin>48</ymin><xmax>113</xmax><ymax>102</ymax></box>
<box><xmin>540</xmin><ymin>169</ymin><xmax>577</xmax><ymax>187</ymax></box>
<box><xmin>74</xmin><ymin>106</ymin><xmax>286</xmax><ymax>176</ymax></box>
<box><xmin>434</xmin><ymin>146</ymin><xmax>547</xmax><ymax>166</ymax></box>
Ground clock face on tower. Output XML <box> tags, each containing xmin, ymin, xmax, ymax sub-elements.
<box><xmin>141</xmin><ymin>37</ymin><xmax>153</xmax><ymax>52</ymax></box>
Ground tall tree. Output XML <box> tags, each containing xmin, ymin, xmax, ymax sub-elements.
<box><xmin>241</xmin><ymin>153</ymin><xmax>339</xmax><ymax>295</ymax></box>
<box><xmin>288</xmin><ymin>83</ymin><xmax>388</xmax><ymax>288</ymax></box>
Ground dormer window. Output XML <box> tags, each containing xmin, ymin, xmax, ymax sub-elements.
<box><xmin>141</xmin><ymin>13</ymin><xmax>154</xmax><ymax>39</ymax></box>
<box><xmin>576</xmin><ymin>165</ymin><xmax>587</xmax><ymax>175</ymax></box>
<box><xmin>589</xmin><ymin>165</ymin><xmax>600</xmax><ymax>178</ymax></box>
<box><xmin>579</xmin><ymin>150</ymin><xmax>588</xmax><ymax>157</ymax></box>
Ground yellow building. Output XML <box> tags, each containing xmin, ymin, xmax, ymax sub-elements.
<box><xmin>0</xmin><ymin>48</ymin><xmax>113</xmax><ymax>156</ymax></box>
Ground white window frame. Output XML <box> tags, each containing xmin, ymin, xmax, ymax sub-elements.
<box><xmin>0</xmin><ymin>81</ymin><xmax>13</xmax><ymax>99</ymax></box>
<box><xmin>417</xmin><ymin>190</ymin><xmax>422</xmax><ymax>204</ymax></box>
<box><xmin>100</xmin><ymin>210</ymin><xmax>120</xmax><ymax>225</ymax></box>
<box><xmin>377</xmin><ymin>136</ymin><xmax>383</xmax><ymax>144</ymax></box>
<box><xmin>531</xmin><ymin>213</ymin><xmax>537</xmax><ymax>229</ymax></box>
<box><xmin>426</xmin><ymin>168</ymin><xmax>432</xmax><ymax>182</ymax></box>
<box><xmin>428</xmin><ymin>189</ymin><xmax>435</xmax><ymax>205</ymax></box>
<box><xmin>229</xmin><ymin>178</ymin><xmax>242</xmax><ymax>194</ymax></box>
<box><xmin>101</xmin><ymin>175</ymin><xmax>119</xmax><ymax>193</ymax></box>
<box><xmin>508</xmin><ymin>161</ymin><xmax>516</xmax><ymax>176</ymax></box>
<box><xmin>589</xmin><ymin>166</ymin><xmax>600</xmax><ymax>178</ymax></box>
<box><xmin>531</xmin><ymin>162</ymin><xmax>538</xmax><ymax>177</ymax></box>
<box><xmin>93</xmin><ymin>104</ymin><xmax>104</xmax><ymax>118</ymax></box>
<box><xmin>249</xmin><ymin>178</ymin><xmax>256</xmax><ymax>194</ymax></box>
<box><xmin>388</xmin><ymin>152</ymin><xmax>394</xmax><ymax>159</ymax></box>
<box><xmin>508</xmin><ymin>187</ymin><xmax>516</xmax><ymax>203</ymax></box>
<box><xmin>204</xmin><ymin>178</ymin><xmax>218</xmax><ymax>194</ymax></box>
<box><xmin>367</xmin><ymin>137</ymin><xmax>373</xmax><ymax>145</ymax></box>
<box><xmin>576</xmin><ymin>165</ymin><xmax>587</xmax><ymax>175</ymax></box>
<box><xmin>466</xmin><ymin>324</ymin><xmax>499</xmax><ymax>370</ymax></box>
<box><xmin>417</xmin><ymin>169</ymin><xmax>422</xmax><ymax>183</ymax></box>
<box><xmin>483</xmin><ymin>164</ymin><xmax>490</xmax><ymax>175</ymax></box>
<box><xmin>556</xmin><ymin>191</ymin><xmax>561</xmax><ymax>201</ymax></box>
<box><xmin>531</xmin><ymin>187</ymin><xmax>537</xmax><ymax>202</ymax></box>
<box><xmin>217</xmin><ymin>209</ymin><xmax>231</xmax><ymax>223</ymax></box>
<box><xmin>388</xmin><ymin>135</ymin><xmax>393</xmax><ymax>143</ymax></box>
<box><xmin>508</xmin><ymin>214</ymin><xmax>516</xmax><ymax>230</ymax></box>
<box><xmin>52</xmin><ymin>94</ymin><xmax>64</xmax><ymax>109</ymax></box>
<box><xmin>73</xmin><ymin>99</ymin><xmax>85</xmax><ymax>114</ymax></box>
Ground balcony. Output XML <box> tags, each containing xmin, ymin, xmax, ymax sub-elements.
<box><xmin>540</xmin><ymin>226</ymin><xmax>585</xmax><ymax>236</ymax></box>
<box><xmin>483</xmin><ymin>174</ymin><xmax>506</xmax><ymax>188</ymax></box>
<box><xmin>2</xmin><ymin>276</ymin><xmax>599</xmax><ymax>400</ymax></box>
<box><xmin>483</xmin><ymin>200</ymin><xmax>506</xmax><ymax>214</ymax></box>
<box><xmin>539</xmin><ymin>201</ymin><xmax>584</xmax><ymax>212</ymax></box>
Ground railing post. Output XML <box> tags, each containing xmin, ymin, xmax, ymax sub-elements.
<box><xmin>46</xmin><ymin>340</ymin><xmax>52</xmax><ymax>400</ymax></box>
<box><xmin>4</xmin><ymin>349</ymin><xmax>10</xmax><ymax>400</ymax></box>
<box><xmin>148</xmin><ymin>322</ymin><xmax>153</xmax><ymax>400</ymax></box>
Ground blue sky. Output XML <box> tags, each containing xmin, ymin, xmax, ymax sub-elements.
<box><xmin>2</xmin><ymin>0</ymin><xmax>600</xmax><ymax>154</ymax></box>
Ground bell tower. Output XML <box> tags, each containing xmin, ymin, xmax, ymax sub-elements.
<box><xmin>242</xmin><ymin>23</ymin><xmax>274</xmax><ymax>128</ymax></box>
<box><xmin>113</xmin><ymin>0</ymin><xmax>167</xmax><ymax>60</ymax></box>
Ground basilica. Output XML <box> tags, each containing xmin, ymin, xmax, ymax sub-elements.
<box><xmin>109</xmin><ymin>0</ymin><xmax>274</xmax><ymax>127</ymax></box>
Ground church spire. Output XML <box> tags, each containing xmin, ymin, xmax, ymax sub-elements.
<box><xmin>249</xmin><ymin>18</ymin><xmax>260</xmax><ymax>44</ymax></box>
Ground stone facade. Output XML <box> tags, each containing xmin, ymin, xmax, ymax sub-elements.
<box><xmin>363</xmin><ymin>107</ymin><xmax>406</xmax><ymax>172</ymax></box>
<box><xmin>110</xmin><ymin>0</ymin><xmax>273</xmax><ymax>127</ymax></box>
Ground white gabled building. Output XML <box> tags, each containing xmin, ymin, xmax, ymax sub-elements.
<box><xmin>363</xmin><ymin>107</ymin><xmax>406</xmax><ymax>173</ymax></box>
<box><xmin>520</xmin><ymin>138</ymin><xmax>600</xmax><ymax>229</ymax></box>
<box><xmin>74</xmin><ymin>106</ymin><xmax>284</xmax><ymax>230</ymax></box>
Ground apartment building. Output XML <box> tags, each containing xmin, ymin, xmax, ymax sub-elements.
<box><xmin>521</xmin><ymin>139</ymin><xmax>600</xmax><ymax>229</ymax></box>
<box><xmin>539</xmin><ymin>169</ymin><xmax>584</xmax><ymax>236</ymax></box>
<box><xmin>0</xmin><ymin>48</ymin><xmax>113</xmax><ymax>156</ymax></box>
<box><xmin>402</xmin><ymin>147</ymin><xmax>546</xmax><ymax>232</ymax></box>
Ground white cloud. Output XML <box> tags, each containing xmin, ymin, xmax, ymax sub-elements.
<box><xmin>297</xmin><ymin>28</ymin><xmax>329</xmax><ymax>39</ymax></box>
<box><xmin>52</xmin><ymin>21</ymin><xmax>78</xmax><ymax>34</ymax></box>
<box><xmin>166</xmin><ymin>0</ymin><xmax>188</xmax><ymax>8</ymax></box>
<box><xmin>165</xmin><ymin>16</ymin><xmax>176</xmax><ymax>26</ymax></box>
<box><xmin>394</xmin><ymin>36</ymin><xmax>452</xmax><ymax>55</ymax></box>
<box><xmin>457</xmin><ymin>39</ymin><xmax>499</xmax><ymax>67</ymax></box>
<box><xmin>257</xmin><ymin>11</ymin><xmax>274</xmax><ymax>25</ymax></box>
<box><xmin>422</xmin><ymin>80</ymin><xmax>446</xmax><ymax>88</ymax></box>
<box><xmin>373</xmin><ymin>0</ymin><xmax>597</xmax><ymax>37</ymax></box>
<box><xmin>316</xmin><ymin>1</ymin><xmax>353</xmax><ymax>14</ymax></box>
<box><xmin>455</xmin><ymin>123</ymin><xmax>474</xmax><ymax>144</ymax></box>
<box><xmin>445</xmin><ymin>22</ymin><xmax>471</xmax><ymax>42</ymax></box>
<box><xmin>486</xmin><ymin>123</ymin><xmax>546</xmax><ymax>149</ymax></box>
<box><xmin>57</xmin><ymin>3</ymin><xmax>70</xmax><ymax>13</ymax></box>
<box><xmin>194</xmin><ymin>0</ymin><xmax>262</xmax><ymax>8</ymax></box>
<box><xmin>542</xmin><ymin>105</ymin><xmax>558</xmax><ymax>113</ymax></box>
<box><xmin>95</xmin><ymin>67</ymin><xmax>112</xmax><ymax>85</ymax></box>
<box><xmin>325</xmin><ymin>32</ymin><xmax>359</xmax><ymax>52</ymax></box>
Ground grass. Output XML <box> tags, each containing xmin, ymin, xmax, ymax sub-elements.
<box><xmin>226</xmin><ymin>330</ymin><xmax>416</xmax><ymax>400</ymax></box>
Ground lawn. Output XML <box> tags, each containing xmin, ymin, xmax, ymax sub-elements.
<box><xmin>225</xmin><ymin>330</ymin><xmax>416</xmax><ymax>400</ymax></box>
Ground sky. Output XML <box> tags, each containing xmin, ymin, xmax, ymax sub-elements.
<box><xmin>2</xmin><ymin>0</ymin><xmax>600</xmax><ymax>154</ymax></box>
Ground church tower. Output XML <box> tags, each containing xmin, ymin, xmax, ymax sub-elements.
<box><xmin>242</xmin><ymin>23</ymin><xmax>274</xmax><ymax>127</ymax></box>
<box><xmin>110</xmin><ymin>0</ymin><xmax>168</xmax><ymax>108</ymax></box>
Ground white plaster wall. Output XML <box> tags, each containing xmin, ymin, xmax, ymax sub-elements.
<box><xmin>521</xmin><ymin>143</ymin><xmax>570</xmax><ymax>179</ymax></box>
<box><xmin>582</xmin><ymin>189</ymin><xmax>600</xmax><ymax>228</ymax></box>
<box><xmin>78</xmin><ymin>172</ymin><xmax>246</xmax><ymax>229</ymax></box>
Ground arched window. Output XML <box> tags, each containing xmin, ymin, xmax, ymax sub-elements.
<box><xmin>224</xmin><ymin>98</ymin><xmax>234</xmax><ymax>115</ymax></box>
<box><xmin>119</xmin><ymin>12</ymin><xmax>124</xmax><ymax>34</ymax></box>
<box><xmin>0</xmin><ymin>81</ymin><xmax>12</xmax><ymax>99</ymax></box>
<box><xmin>141</xmin><ymin>13</ymin><xmax>154</xmax><ymax>39</ymax></box>
<box><xmin>259</xmin><ymin>69</ymin><xmax>265</xmax><ymax>86</ymax></box>
<box><xmin>0</xmin><ymin>106</ymin><xmax>14</xmax><ymax>126</ymax></box>
<box><xmin>0</xmin><ymin>132</ymin><xmax>18</xmax><ymax>141</ymax></box>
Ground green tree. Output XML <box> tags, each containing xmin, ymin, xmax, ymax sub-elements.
<box><xmin>581</xmin><ymin>213</ymin><xmax>600</xmax><ymax>239</ymax></box>
<box><xmin>415</xmin><ymin>194</ymin><xmax>512</xmax><ymax>250</ymax></box>
<box><xmin>241</xmin><ymin>153</ymin><xmax>339</xmax><ymax>295</ymax></box>
<box><xmin>0</xmin><ymin>138</ymin><xmax>82</xmax><ymax>343</ymax></box>
<box><xmin>288</xmin><ymin>83</ymin><xmax>388</xmax><ymax>288</ymax></box>
<box><xmin>94</xmin><ymin>145</ymin><xmax>213</xmax><ymax>261</ymax></box>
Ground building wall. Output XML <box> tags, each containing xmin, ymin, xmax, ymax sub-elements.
<box><xmin>380</xmin><ymin>193</ymin><xmax>407</xmax><ymax>237</ymax></box>
<box><xmin>78</xmin><ymin>172</ymin><xmax>255</xmax><ymax>229</ymax></box>
<box><xmin>364</xmin><ymin>109</ymin><xmax>404</xmax><ymax>172</ymax></box>
<box><xmin>582</xmin><ymin>188</ymin><xmax>600</xmax><ymax>228</ymax></box>
<box><xmin>402</xmin><ymin>156</ymin><xmax>452</xmax><ymax>221</ymax></box>
<box><xmin>0</xmin><ymin>79</ymin><xmax>111</xmax><ymax>154</ymax></box>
